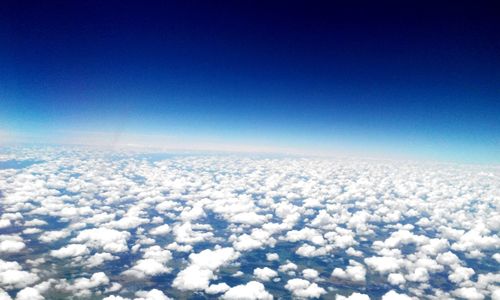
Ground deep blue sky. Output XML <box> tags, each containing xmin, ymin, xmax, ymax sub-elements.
<box><xmin>1</xmin><ymin>1</ymin><xmax>499</xmax><ymax>162</ymax></box>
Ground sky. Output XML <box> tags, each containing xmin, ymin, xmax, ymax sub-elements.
<box><xmin>1</xmin><ymin>0</ymin><xmax>499</xmax><ymax>163</ymax></box>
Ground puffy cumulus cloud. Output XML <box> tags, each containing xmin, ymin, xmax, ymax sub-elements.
<box><xmin>405</xmin><ymin>267</ymin><xmax>429</xmax><ymax>283</ymax></box>
<box><xmin>284</xmin><ymin>279</ymin><xmax>326</xmax><ymax>298</ymax></box>
<box><xmin>436</xmin><ymin>251</ymin><xmax>461</xmax><ymax>266</ymax></box>
<box><xmin>15</xmin><ymin>287</ymin><xmax>44</xmax><ymax>300</ymax></box>
<box><xmin>253</xmin><ymin>267</ymin><xmax>278</xmax><ymax>281</ymax></box>
<box><xmin>387</xmin><ymin>273</ymin><xmax>406</xmax><ymax>286</ymax></box>
<box><xmin>0</xmin><ymin>259</ymin><xmax>39</xmax><ymax>290</ymax></box>
<box><xmin>364</xmin><ymin>256</ymin><xmax>403</xmax><ymax>275</ymax></box>
<box><xmin>332</xmin><ymin>260</ymin><xmax>366</xmax><ymax>283</ymax></box>
<box><xmin>205</xmin><ymin>283</ymin><xmax>230</xmax><ymax>295</ymax></box>
<box><xmin>55</xmin><ymin>272</ymin><xmax>110</xmax><ymax>297</ymax></box>
<box><xmin>452</xmin><ymin>287</ymin><xmax>485</xmax><ymax>300</ymax></box>
<box><xmin>324</xmin><ymin>228</ymin><xmax>357</xmax><ymax>249</ymax></box>
<box><xmin>230</xmin><ymin>212</ymin><xmax>268</xmax><ymax>225</ymax></box>
<box><xmin>149</xmin><ymin>224</ymin><xmax>170</xmax><ymax>235</ymax></box>
<box><xmin>172</xmin><ymin>222</ymin><xmax>213</xmax><ymax>245</ymax></box>
<box><xmin>165</xmin><ymin>242</ymin><xmax>192</xmax><ymax>253</ymax></box>
<box><xmin>0</xmin><ymin>236</ymin><xmax>25</xmax><ymax>253</ymax></box>
<box><xmin>134</xmin><ymin>289</ymin><xmax>172</xmax><ymax>300</ymax></box>
<box><xmin>122</xmin><ymin>259</ymin><xmax>171</xmax><ymax>278</ymax></box>
<box><xmin>0</xmin><ymin>270</ymin><xmax>39</xmax><ymax>290</ymax></box>
<box><xmin>179</xmin><ymin>204</ymin><xmax>206</xmax><ymax>222</ymax></box>
<box><xmin>173</xmin><ymin>247</ymin><xmax>239</xmax><ymax>291</ymax></box>
<box><xmin>142</xmin><ymin>246</ymin><xmax>172</xmax><ymax>263</ymax></box>
<box><xmin>295</xmin><ymin>244</ymin><xmax>331</xmax><ymax>257</ymax></box>
<box><xmin>381</xmin><ymin>290</ymin><xmax>413</xmax><ymax>300</ymax></box>
<box><xmin>106</xmin><ymin>215</ymin><xmax>149</xmax><ymax>230</ymax></box>
<box><xmin>451</xmin><ymin>226</ymin><xmax>499</xmax><ymax>255</ymax></box>
<box><xmin>232</xmin><ymin>234</ymin><xmax>264</xmax><ymax>252</ymax></box>
<box><xmin>50</xmin><ymin>244</ymin><xmax>89</xmax><ymax>259</ymax></box>
<box><xmin>172</xmin><ymin>265</ymin><xmax>214</xmax><ymax>291</ymax></box>
<box><xmin>103</xmin><ymin>295</ymin><xmax>128</xmax><ymax>300</ymax></box>
<box><xmin>302</xmin><ymin>269</ymin><xmax>319</xmax><ymax>281</ymax></box>
<box><xmin>221</xmin><ymin>281</ymin><xmax>273</xmax><ymax>300</ymax></box>
<box><xmin>72</xmin><ymin>228</ymin><xmax>130</xmax><ymax>253</ymax></box>
<box><xmin>310</xmin><ymin>210</ymin><xmax>337</xmax><ymax>229</ymax></box>
<box><xmin>278</xmin><ymin>261</ymin><xmax>298</xmax><ymax>273</ymax></box>
<box><xmin>87</xmin><ymin>252</ymin><xmax>119</xmax><ymax>268</ymax></box>
<box><xmin>0</xmin><ymin>260</ymin><xmax>22</xmax><ymax>272</ymax></box>
<box><xmin>0</xmin><ymin>220</ymin><xmax>11</xmax><ymax>229</ymax></box>
<box><xmin>266</xmin><ymin>253</ymin><xmax>279</xmax><ymax>261</ymax></box>
<box><xmin>38</xmin><ymin>230</ymin><xmax>71</xmax><ymax>243</ymax></box>
<box><xmin>376</xmin><ymin>229</ymin><xmax>428</xmax><ymax>249</ymax></box>
<box><xmin>235</xmin><ymin>228</ymin><xmax>276</xmax><ymax>251</ymax></box>
<box><xmin>449</xmin><ymin>266</ymin><xmax>475</xmax><ymax>283</ymax></box>
<box><xmin>336</xmin><ymin>293</ymin><xmax>370</xmax><ymax>300</ymax></box>
<box><xmin>189</xmin><ymin>247</ymin><xmax>239</xmax><ymax>270</ymax></box>
<box><xmin>419</xmin><ymin>238</ymin><xmax>449</xmax><ymax>256</ymax></box>
<box><xmin>284</xmin><ymin>228</ymin><xmax>325</xmax><ymax>245</ymax></box>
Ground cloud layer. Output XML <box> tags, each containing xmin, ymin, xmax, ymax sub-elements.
<box><xmin>0</xmin><ymin>146</ymin><xmax>498</xmax><ymax>299</ymax></box>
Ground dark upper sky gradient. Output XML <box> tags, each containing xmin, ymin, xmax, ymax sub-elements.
<box><xmin>1</xmin><ymin>1</ymin><xmax>499</xmax><ymax>162</ymax></box>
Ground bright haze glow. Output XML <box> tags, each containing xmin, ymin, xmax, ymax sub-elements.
<box><xmin>1</xmin><ymin>1</ymin><xmax>499</xmax><ymax>163</ymax></box>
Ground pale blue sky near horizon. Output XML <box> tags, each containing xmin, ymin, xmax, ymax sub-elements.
<box><xmin>1</xmin><ymin>1</ymin><xmax>499</xmax><ymax>164</ymax></box>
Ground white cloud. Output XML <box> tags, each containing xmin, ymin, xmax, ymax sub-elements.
<box><xmin>149</xmin><ymin>224</ymin><xmax>170</xmax><ymax>235</ymax></box>
<box><xmin>278</xmin><ymin>261</ymin><xmax>298</xmax><ymax>273</ymax></box>
<box><xmin>336</xmin><ymin>293</ymin><xmax>370</xmax><ymax>300</ymax></box>
<box><xmin>253</xmin><ymin>267</ymin><xmax>278</xmax><ymax>281</ymax></box>
<box><xmin>285</xmin><ymin>228</ymin><xmax>325</xmax><ymax>245</ymax></box>
<box><xmin>15</xmin><ymin>287</ymin><xmax>44</xmax><ymax>300</ymax></box>
<box><xmin>50</xmin><ymin>244</ymin><xmax>89</xmax><ymax>259</ymax></box>
<box><xmin>173</xmin><ymin>222</ymin><xmax>213</xmax><ymax>245</ymax></box>
<box><xmin>302</xmin><ymin>269</ymin><xmax>319</xmax><ymax>281</ymax></box>
<box><xmin>106</xmin><ymin>215</ymin><xmax>149</xmax><ymax>230</ymax></box>
<box><xmin>0</xmin><ymin>270</ymin><xmax>39</xmax><ymax>290</ymax></box>
<box><xmin>332</xmin><ymin>260</ymin><xmax>366</xmax><ymax>283</ymax></box>
<box><xmin>0</xmin><ymin>238</ymin><xmax>25</xmax><ymax>253</ymax></box>
<box><xmin>296</xmin><ymin>244</ymin><xmax>331</xmax><ymax>257</ymax></box>
<box><xmin>122</xmin><ymin>259</ymin><xmax>171</xmax><ymax>278</ymax></box>
<box><xmin>405</xmin><ymin>267</ymin><xmax>429</xmax><ymax>283</ymax></box>
<box><xmin>436</xmin><ymin>251</ymin><xmax>461</xmax><ymax>266</ymax></box>
<box><xmin>364</xmin><ymin>256</ymin><xmax>402</xmax><ymax>274</ymax></box>
<box><xmin>381</xmin><ymin>290</ymin><xmax>413</xmax><ymax>300</ymax></box>
<box><xmin>134</xmin><ymin>289</ymin><xmax>172</xmax><ymax>300</ymax></box>
<box><xmin>452</xmin><ymin>287</ymin><xmax>485</xmax><ymax>300</ymax></box>
<box><xmin>103</xmin><ymin>296</ymin><xmax>128</xmax><ymax>300</ymax></box>
<box><xmin>172</xmin><ymin>247</ymin><xmax>240</xmax><ymax>291</ymax></box>
<box><xmin>387</xmin><ymin>273</ymin><xmax>406</xmax><ymax>286</ymax></box>
<box><xmin>87</xmin><ymin>252</ymin><xmax>118</xmax><ymax>268</ymax></box>
<box><xmin>0</xmin><ymin>220</ymin><xmax>11</xmax><ymax>229</ymax></box>
<box><xmin>142</xmin><ymin>246</ymin><xmax>172</xmax><ymax>263</ymax></box>
<box><xmin>221</xmin><ymin>281</ymin><xmax>273</xmax><ymax>300</ymax></box>
<box><xmin>72</xmin><ymin>228</ymin><xmax>130</xmax><ymax>253</ymax></box>
<box><xmin>38</xmin><ymin>230</ymin><xmax>70</xmax><ymax>243</ymax></box>
<box><xmin>449</xmin><ymin>266</ymin><xmax>475</xmax><ymax>283</ymax></box>
<box><xmin>56</xmin><ymin>272</ymin><xmax>110</xmax><ymax>297</ymax></box>
<box><xmin>230</xmin><ymin>212</ymin><xmax>267</xmax><ymax>225</ymax></box>
<box><xmin>284</xmin><ymin>278</ymin><xmax>326</xmax><ymax>298</ymax></box>
<box><xmin>266</xmin><ymin>253</ymin><xmax>279</xmax><ymax>261</ymax></box>
<box><xmin>172</xmin><ymin>265</ymin><xmax>214</xmax><ymax>291</ymax></box>
<box><xmin>205</xmin><ymin>283</ymin><xmax>230</xmax><ymax>295</ymax></box>
<box><xmin>233</xmin><ymin>234</ymin><xmax>264</xmax><ymax>252</ymax></box>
